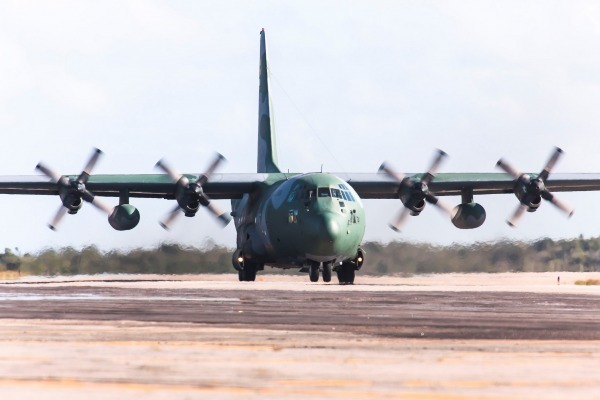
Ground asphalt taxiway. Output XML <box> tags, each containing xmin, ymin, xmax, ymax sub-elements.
<box><xmin>0</xmin><ymin>272</ymin><xmax>599</xmax><ymax>399</ymax></box>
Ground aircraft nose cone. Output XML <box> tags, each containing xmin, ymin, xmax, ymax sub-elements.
<box><xmin>323</xmin><ymin>216</ymin><xmax>340</xmax><ymax>241</ymax></box>
<box><xmin>302</xmin><ymin>212</ymin><xmax>346</xmax><ymax>258</ymax></box>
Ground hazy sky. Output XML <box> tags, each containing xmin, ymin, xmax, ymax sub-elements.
<box><xmin>1</xmin><ymin>1</ymin><xmax>600</xmax><ymax>252</ymax></box>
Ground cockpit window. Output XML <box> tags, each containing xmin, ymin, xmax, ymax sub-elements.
<box><xmin>330</xmin><ymin>188</ymin><xmax>341</xmax><ymax>198</ymax></box>
<box><xmin>318</xmin><ymin>187</ymin><xmax>331</xmax><ymax>197</ymax></box>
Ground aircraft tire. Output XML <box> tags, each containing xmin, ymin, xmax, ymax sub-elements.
<box><xmin>238</xmin><ymin>266</ymin><xmax>257</xmax><ymax>282</ymax></box>
<box><xmin>309</xmin><ymin>264</ymin><xmax>319</xmax><ymax>282</ymax></box>
<box><xmin>336</xmin><ymin>263</ymin><xmax>355</xmax><ymax>285</ymax></box>
<box><xmin>322</xmin><ymin>262</ymin><xmax>332</xmax><ymax>283</ymax></box>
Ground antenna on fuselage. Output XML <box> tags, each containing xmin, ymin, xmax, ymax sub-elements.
<box><xmin>320</xmin><ymin>164</ymin><xmax>323</xmax><ymax>173</ymax></box>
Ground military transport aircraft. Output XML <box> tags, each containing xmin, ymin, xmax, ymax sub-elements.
<box><xmin>1</xmin><ymin>29</ymin><xmax>600</xmax><ymax>285</ymax></box>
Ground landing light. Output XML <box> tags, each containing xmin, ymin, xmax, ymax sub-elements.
<box><xmin>237</xmin><ymin>256</ymin><xmax>244</xmax><ymax>263</ymax></box>
<box><xmin>357</xmin><ymin>257</ymin><xmax>363</xmax><ymax>263</ymax></box>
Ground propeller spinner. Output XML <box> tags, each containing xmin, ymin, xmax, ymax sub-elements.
<box><xmin>496</xmin><ymin>147</ymin><xmax>574</xmax><ymax>227</ymax></box>
<box><xmin>155</xmin><ymin>153</ymin><xmax>231</xmax><ymax>230</ymax></box>
<box><xmin>379</xmin><ymin>149</ymin><xmax>453</xmax><ymax>232</ymax></box>
<box><xmin>36</xmin><ymin>148</ymin><xmax>113</xmax><ymax>230</ymax></box>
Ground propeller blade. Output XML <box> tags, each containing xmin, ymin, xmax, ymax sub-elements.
<box><xmin>155</xmin><ymin>159</ymin><xmax>183</xmax><ymax>182</ymax></box>
<box><xmin>205</xmin><ymin>201</ymin><xmax>232</xmax><ymax>227</ymax></box>
<box><xmin>159</xmin><ymin>204</ymin><xmax>182</xmax><ymax>231</ymax></box>
<box><xmin>82</xmin><ymin>190</ymin><xmax>113</xmax><ymax>215</ymax></box>
<box><xmin>542</xmin><ymin>190</ymin><xmax>574</xmax><ymax>217</ymax></box>
<box><xmin>378</xmin><ymin>162</ymin><xmax>406</xmax><ymax>183</ymax></box>
<box><xmin>388</xmin><ymin>207</ymin><xmax>411</xmax><ymax>232</ymax></box>
<box><xmin>196</xmin><ymin>152</ymin><xmax>226</xmax><ymax>186</ymax></box>
<box><xmin>539</xmin><ymin>147</ymin><xmax>563</xmax><ymax>181</ymax></box>
<box><xmin>421</xmin><ymin>149</ymin><xmax>447</xmax><ymax>185</ymax></box>
<box><xmin>425</xmin><ymin>194</ymin><xmax>453</xmax><ymax>217</ymax></box>
<box><xmin>36</xmin><ymin>162</ymin><xmax>62</xmax><ymax>183</ymax></box>
<box><xmin>48</xmin><ymin>206</ymin><xmax>68</xmax><ymax>231</ymax></box>
<box><xmin>496</xmin><ymin>159</ymin><xmax>522</xmax><ymax>180</ymax></box>
<box><xmin>507</xmin><ymin>204</ymin><xmax>527</xmax><ymax>227</ymax></box>
<box><xmin>78</xmin><ymin>148</ymin><xmax>103</xmax><ymax>183</ymax></box>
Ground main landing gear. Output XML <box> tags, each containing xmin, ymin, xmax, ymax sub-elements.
<box><xmin>233</xmin><ymin>250</ymin><xmax>262</xmax><ymax>282</ymax></box>
<box><xmin>238</xmin><ymin>266</ymin><xmax>257</xmax><ymax>282</ymax></box>
<box><xmin>334</xmin><ymin>262</ymin><xmax>355</xmax><ymax>285</ymax></box>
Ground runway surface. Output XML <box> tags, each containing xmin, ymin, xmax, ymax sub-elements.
<box><xmin>1</xmin><ymin>272</ymin><xmax>600</xmax><ymax>399</ymax></box>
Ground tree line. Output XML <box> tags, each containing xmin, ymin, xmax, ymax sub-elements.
<box><xmin>1</xmin><ymin>236</ymin><xmax>599</xmax><ymax>276</ymax></box>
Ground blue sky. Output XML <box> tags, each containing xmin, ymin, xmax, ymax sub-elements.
<box><xmin>1</xmin><ymin>1</ymin><xmax>600</xmax><ymax>252</ymax></box>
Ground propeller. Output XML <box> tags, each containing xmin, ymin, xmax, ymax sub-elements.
<box><xmin>36</xmin><ymin>148</ymin><xmax>113</xmax><ymax>230</ymax></box>
<box><xmin>155</xmin><ymin>153</ymin><xmax>231</xmax><ymax>230</ymax></box>
<box><xmin>379</xmin><ymin>149</ymin><xmax>453</xmax><ymax>232</ymax></box>
<box><xmin>496</xmin><ymin>146</ymin><xmax>574</xmax><ymax>227</ymax></box>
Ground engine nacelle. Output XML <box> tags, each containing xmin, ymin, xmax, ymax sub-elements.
<box><xmin>108</xmin><ymin>204</ymin><xmax>140</xmax><ymax>231</ymax></box>
<box><xmin>400</xmin><ymin>183</ymin><xmax>427</xmax><ymax>215</ymax></box>
<box><xmin>514</xmin><ymin>180</ymin><xmax>542</xmax><ymax>211</ymax></box>
<box><xmin>59</xmin><ymin>191</ymin><xmax>83</xmax><ymax>214</ymax></box>
<box><xmin>451</xmin><ymin>202</ymin><xmax>486</xmax><ymax>229</ymax></box>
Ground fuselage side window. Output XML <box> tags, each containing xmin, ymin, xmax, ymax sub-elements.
<box><xmin>305</xmin><ymin>188</ymin><xmax>315</xmax><ymax>200</ymax></box>
<box><xmin>318</xmin><ymin>187</ymin><xmax>331</xmax><ymax>197</ymax></box>
<box><xmin>330</xmin><ymin>188</ymin><xmax>341</xmax><ymax>198</ymax></box>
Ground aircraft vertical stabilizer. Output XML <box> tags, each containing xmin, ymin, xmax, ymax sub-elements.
<box><xmin>257</xmin><ymin>29</ymin><xmax>281</xmax><ymax>173</ymax></box>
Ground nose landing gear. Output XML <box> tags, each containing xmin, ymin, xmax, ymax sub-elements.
<box><xmin>306</xmin><ymin>261</ymin><xmax>333</xmax><ymax>283</ymax></box>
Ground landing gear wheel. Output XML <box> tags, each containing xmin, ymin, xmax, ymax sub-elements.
<box><xmin>322</xmin><ymin>262</ymin><xmax>332</xmax><ymax>283</ymax></box>
<box><xmin>309</xmin><ymin>263</ymin><xmax>320</xmax><ymax>282</ymax></box>
<box><xmin>238</xmin><ymin>266</ymin><xmax>257</xmax><ymax>282</ymax></box>
<box><xmin>336</xmin><ymin>262</ymin><xmax>355</xmax><ymax>285</ymax></box>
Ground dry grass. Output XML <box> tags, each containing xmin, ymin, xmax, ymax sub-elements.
<box><xmin>0</xmin><ymin>271</ymin><xmax>22</xmax><ymax>280</ymax></box>
<box><xmin>574</xmin><ymin>278</ymin><xmax>600</xmax><ymax>286</ymax></box>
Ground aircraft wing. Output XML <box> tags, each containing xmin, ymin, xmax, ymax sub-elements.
<box><xmin>0</xmin><ymin>173</ymin><xmax>273</xmax><ymax>199</ymax></box>
<box><xmin>345</xmin><ymin>172</ymin><xmax>600</xmax><ymax>199</ymax></box>
<box><xmin>2</xmin><ymin>172</ymin><xmax>600</xmax><ymax>200</ymax></box>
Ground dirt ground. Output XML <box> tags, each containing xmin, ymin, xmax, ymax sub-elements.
<box><xmin>0</xmin><ymin>272</ymin><xmax>599</xmax><ymax>399</ymax></box>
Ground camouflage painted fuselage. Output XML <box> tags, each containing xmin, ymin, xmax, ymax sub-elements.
<box><xmin>232</xmin><ymin>172</ymin><xmax>365</xmax><ymax>268</ymax></box>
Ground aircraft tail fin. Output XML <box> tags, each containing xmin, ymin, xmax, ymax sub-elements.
<box><xmin>257</xmin><ymin>28</ymin><xmax>281</xmax><ymax>173</ymax></box>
